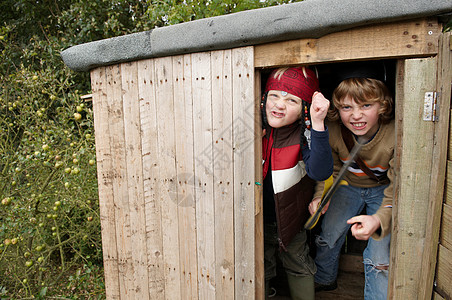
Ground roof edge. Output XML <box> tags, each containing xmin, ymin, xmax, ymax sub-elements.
<box><xmin>61</xmin><ymin>0</ymin><xmax>452</xmax><ymax>72</ymax></box>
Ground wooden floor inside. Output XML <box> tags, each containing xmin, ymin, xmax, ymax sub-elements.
<box><xmin>270</xmin><ymin>254</ymin><xmax>365</xmax><ymax>300</ymax></box>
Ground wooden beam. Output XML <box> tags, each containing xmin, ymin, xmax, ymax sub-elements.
<box><xmin>419</xmin><ymin>31</ymin><xmax>452</xmax><ymax>300</ymax></box>
<box><xmin>255</xmin><ymin>18</ymin><xmax>440</xmax><ymax>68</ymax></box>
<box><xmin>254</xmin><ymin>69</ymin><xmax>264</xmax><ymax>300</ymax></box>
<box><xmin>389</xmin><ymin>57</ymin><xmax>437</xmax><ymax>299</ymax></box>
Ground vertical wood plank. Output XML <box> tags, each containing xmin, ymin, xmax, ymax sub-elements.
<box><xmin>91</xmin><ymin>67</ymin><xmax>121</xmax><ymax>299</ymax></box>
<box><xmin>389</xmin><ymin>57</ymin><xmax>437</xmax><ymax>299</ymax></box>
<box><xmin>232</xmin><ymin>46</ymin><xmax>255</xmax><ymax>299</ymax></box>
<box><xmin>440</xmin><ymin>203</ymin><xmax>452</xmax><ymax>251</ymax></box>
<box><xmin>436</xmin><ymin>245</ymin><xmax>452</xmax><ymax>298</ymax></box>
<box><xmin>254</xmin><ymin>69</ymin><xmax>264</xmax><ymax>300</ymax></box>
<box><xmin>449</xmin><ymin>111</ymin><xmax>452</xmax><ymax>161</ymax></box>
<box><xmin>172</xmin><ymin>54</ymin><xmax>199</xmax><ymax>299</ymax></box>
<box><xmin>419</xmin><ymin>31</ymin><xmax>452</xmax><ymax>300</ymax></box>
<box><xmin>105</xmin><ymin>64</ymin><xmax>135</xmax><ymax>298</ymax></box>
<box><xmin>446</xmin><ymin>161</ymin><xmax>452</xmax><ymax>206</ymax></box>
<box><xmin>154</xmin><ymin>57</ymin><xmax>182</xmax><ymax>299</ymax></box>
<box><xmin>388</xmin><ymin>60</ymin><xmax>404</xmax><ymax>300</ymax></box>
<box><xmin>192</xmin><ymin>52</ymin><xmax>216</xmax><ymax>299</ymax></box>
<box><xmin>211</xmin><ymin>49</ymin><xmax>235</xmax><ymax>300</ymax></box>
<box><xmin>137</xmin><ymin>58</ymin><xmax>165</xmax><ymax>298</ymax></box>
<box><xmin>121</xmin><ymin>61</ymin><xmax>150</xmax><ymax>299</ymax></box>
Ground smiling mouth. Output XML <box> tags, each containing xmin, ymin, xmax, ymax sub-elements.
<box><xmin>351</xmin><ymin>122</ymin><xmax>366</xmax><ymax>129</ymax></box>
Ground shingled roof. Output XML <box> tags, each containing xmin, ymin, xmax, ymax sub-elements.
<box><xmin>61</xmin><ymin>0</ymin><xmax>452</xmax><ymax>72</ymax></box>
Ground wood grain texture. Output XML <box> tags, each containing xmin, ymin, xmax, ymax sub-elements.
<box><xmin>172</xmin><ymin>54</ymin><xmax>199</xmax><ymax>300</ymax></box>
<box><xmin>255</xmin><ymin>19</ymin><xmax>439</xmax><ymax>68</ymax></box>
<box><xmin>91</xmin><ymin>67</ymin><xmax>121</xmax><ymax>299</ymax></box>
<box><xmin>232</xmin><ymin>46</ymin><xmax>256</xmax><ymax>299</ymax></box>
<box><xmin>389</xmin><ymin>57</ymin><xmax>436</xmax><ymax>299</ymax></box>
<box><xmin>419</xmin><ymin>31</ymin><xmax>452</xmax><ymax>300</ymax></box>
<box><xmin>436</xmin><ymin>245</ymin><xmax>452</xmax><ymax>299</ymax></box>
<box><xmin>138</xmin><ymin>58</ymin><xmax>166</xmax><ymax>298</ymax></box>
<box><xmin>211</xmin><ymin>49</ymin><xmax>236</xmax><ymax>300</ymax></box>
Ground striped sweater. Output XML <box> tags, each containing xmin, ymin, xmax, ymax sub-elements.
<box><xmin>314</xmin><ymin>119</ymin><xmax>395</xmax><ymax>239</ymax></box>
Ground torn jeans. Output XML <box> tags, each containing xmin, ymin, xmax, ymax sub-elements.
<box><xmin>314</xmin><ymin>184</ymin><xmax>390</xmax><ymax>300</ymax></box>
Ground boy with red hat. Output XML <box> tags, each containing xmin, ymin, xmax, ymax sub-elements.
<box><xmin>262</xmin><ymin>66</ymin><xmax>333</xmax><ymax>299</ymax></box>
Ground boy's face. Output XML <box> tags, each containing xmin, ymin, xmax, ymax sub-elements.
<box><xmin>266</xmin><ymin>90</ymin><xmax>302</xmax><ymax>128</ymax></box>
<box><xmin>339</xmin><ymin>95</ymin><xmax>381</xmax><ymax>141</ymax></box>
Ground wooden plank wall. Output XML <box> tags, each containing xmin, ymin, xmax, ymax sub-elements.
<box><xmin>90</xmin><ymin>46</ymin><xmax>258</xmax><ymax>299</ymax></box>
<box><xmin>433</xmin><ymin>32</ymin><xmax>452</xmax><ymax>300</ymax></box>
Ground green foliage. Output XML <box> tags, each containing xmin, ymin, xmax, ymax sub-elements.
<box><xmin>0</xmin><ymin>24</ymin><xmax>102</xmax><ymax>298</ymax></box>
<box><xmin>140</xmin><ymin>0</ymin><xmax>298</xmax><ymax>29</ymax></box>
<box><xmin>0</xmin><ymin>0</ymin><xmax>300</xmax><ymax>297</ymax></box>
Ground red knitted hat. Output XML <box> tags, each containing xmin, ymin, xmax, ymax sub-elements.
<box><xmin>264</xmin><ymin>67</ymin><xmax>319</xmax><ymax>103</ymax></box>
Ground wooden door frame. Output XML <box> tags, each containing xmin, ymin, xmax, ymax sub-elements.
<box><xmin>253</xmin><ymin>19</ymin><xmax>449</xmax><ymax>300</ymax></box>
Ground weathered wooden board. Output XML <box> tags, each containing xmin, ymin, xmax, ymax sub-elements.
<box><xmin>436</xmin><ymin>245</ymin><xmax>452</xmax><ymax>299</ymax></box>
<box><xmin>419</xmin><ymin>31</ymin><xmax>452</xmax><ymax>299</ymax></box>
<box><xmin>172</xmin><ymin>54</ymin><xmax>198</xmax><ymax>299</ymax></box>
<box><xmin>91</xmin><ymin>67</ymin><xmax>121</xmax><ymax>299</ymax></box>
<box><xmin>255</xmin><ymin>19</ymin><xmax>439</xmax><ymax>68</ymax></box>
<box><xmin>389</xmin><ymin>57</ymin><xmax>437</xmax><ymax>300</ymax></box>
<box><xmin>191</xmin><ymin>51</ymin><xmax>217</xmax><ymax>299</ymax></box>
<box><xmin>106</xmin><ymin>64</ymin><xmax>137</xmax><ymax>298</ymax></box>
<box><xmin>440</xmin><ymin>203</ymin><xmax>452</xmax><ymax>251</ymax></box>
<box><xmin>449</xmin><ymin>111</ymin><xmax>452</xmax><ymax>161</ymax></box>
<box><xmin>121</xmin><ymin>61</ymin><xmax>150</xmax><ymax>299</ymax></box>
<box><xmin>232</xmin><ymin>46</ymin><xmax>256</xmax><ymax>299</ymax></box>
<box><xmin>137</xmin><ymin>58</ymin><xmax>166</xmax><ymax>298</ymax></box>
<box><xmin>154</xmin><ymin>56</ymin><xmax>182</xmax><ymax>299</ymax></box>
<box><xmin>211</xmin><ymin>49</ymin><xmax>235</xmax><ymax>300</ymax></box>
<box><xmin>447</xmin><ymin>161</ymin><xmax>452</xmax><ymax>206</ymax></box>
<box><xmin>254</xmin><ymin>70</ymin><xmax>264</xmax><ymax>300</ymax></box>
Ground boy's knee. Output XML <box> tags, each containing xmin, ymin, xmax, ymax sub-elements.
<box><xmin>315</xmin><ymin>235</ymin><xmax>334</xmax><ymax>248</ymax></box>
<box><xmin>363</xmin><ymin>258</ymin><xmax>389</xmax><ymax>272</ymax></box>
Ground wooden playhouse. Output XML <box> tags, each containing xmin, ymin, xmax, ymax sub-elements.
<box><xmin>61</xmin><ymin>0</ymin><xmax>452</xmax><ymax>299</ymax></box>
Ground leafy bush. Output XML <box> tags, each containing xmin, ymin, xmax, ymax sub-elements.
<box><xmin>0</xmin><ymin>0</ymin><xmax>300</xmax><ymax>297</ymax></box>
<box><xmin>0</xmin><ymin>29</ymin><xmax>103</xmax><ymax>298</ymax></box>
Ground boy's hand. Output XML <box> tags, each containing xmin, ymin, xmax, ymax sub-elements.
<box><xmin>308</xmin><ymin>197</ymin><xmax>330</xmax><ymax>215</ymax></box>
<box><xmin>310</xmin><ymin>91</ymin><xmax>330</xmax><ymax>131</ymax></box>
<box><xmin>347</xmin><ymin>215</ymin><xmax>381</xmax><ymax>240</ymax></box>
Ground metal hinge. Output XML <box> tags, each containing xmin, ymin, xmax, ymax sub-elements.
<box><xmin>423</xmin><ymin>91</ymin><xmax>438</xmax><ymax>122</ymax></box>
